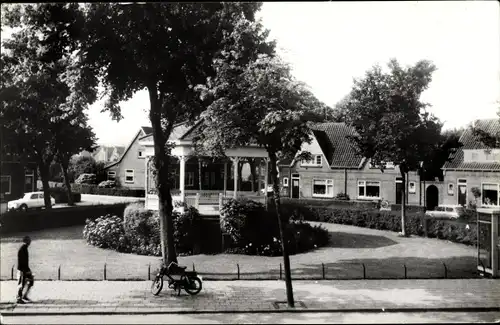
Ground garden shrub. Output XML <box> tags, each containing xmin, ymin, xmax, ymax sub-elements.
<box><xmin>335</xmin><ymin>192</ymin><xmax>350</xmax><ymax>201</ymax></box>
<box><xmin>49</xmin><ymin>187</ymin><xmax>82</xmax><ymax>204</ymax></box>
<box><xmin>280</xmin><ymin>200</ymin><xmax>477</xmax><ymax>246</ymax></box>
<box><xmin>71</xmin><ymin>183</ymin><xmax>145</xmax><ymax>197</ymax></box>
<box><xmin>83</xmin><ymin>203</ymin><xmax>203</xmax><ymax>256</ymax></box>
<box><xmin>83</xmin><ymin>215</ymin><xmax>129</xmax><ymax>251</ymax></box>
<box><xmin>221</xmin><ymin>198</ymin><xmax>329</xmax><ymax>256</ymax></box>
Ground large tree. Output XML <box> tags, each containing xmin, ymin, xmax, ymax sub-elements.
<box><xmin>76</xmin><ymin>3</ymin><xmax>272</xmax><ymax>265</ymax></box>
<box><xmin>1</xmin><ymin>3</ymin><xmax>96</xmax><ymax>207</ymax></box>
<box><xmin>340</xmin><ymin>59</ymin><xmax>442</xmax><ymax>236</ymax></box>
<box><xmin>195</xmin><ymin>48</ymin><xmax>322</xmax><ymax>306</ymax></box>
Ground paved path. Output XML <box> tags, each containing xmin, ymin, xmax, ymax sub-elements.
<box><xmin>0</xmin><ymin>279</ymin><xmax>499</xmax><ymax>315</ymax></box>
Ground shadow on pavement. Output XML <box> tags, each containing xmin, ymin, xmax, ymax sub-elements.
<box><xmin>325</xmin><ymin>231</ymin><xmax>398</xmax><ymax>249</ymax></box>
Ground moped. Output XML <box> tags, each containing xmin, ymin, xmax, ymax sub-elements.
<box><xmin>151</xmin><ymin>261</ymin><xmax>203</xmax><ymax>296</ymax></box>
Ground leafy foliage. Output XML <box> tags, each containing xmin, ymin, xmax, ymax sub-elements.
<box><xmin>221</xmin><ymin>198</ymin><xmax>329</xmax><ymax>256</ymax></box>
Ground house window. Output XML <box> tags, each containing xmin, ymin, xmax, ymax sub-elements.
<box><xmin>448</xmin><ymin>183</ymin><xmax>454</xmax><ymax>195</ymax></box>
<box><xmin>312</xmin><ymin>179</ymin><xmax>333</xmax><ymax>198</ymax></box>
<box><xmin>125</xmin><ymin>169</ymin><xmax>134</xmax><ymax>183</ymax></box>
<box><xmin>301</xmin><ymin>155</ymin><xmax>322</xmax><ymax>167</ymax></box>
<box><xmin>482</xmin><ymin>183</ymin><xmax>499</xmax><ymax>206</ymax></box>
<box><xmin>186</xmin><ymin>172</ymin><xmax>194</xmax><ymax>186</ymax></box>
<box><xmin>107</xmin><ymin>171</ymin><xmax>116</xmax><ymax>180</ymax></box>
<box><xmin>283</xmin><ymin>177</ymin><xmax>289</xmax><ymax>187</ymax></box>
<box><xmin>408</xmin><ymin>181</ymin><xmax>416</xmax><ymax>194</ymax></box>
<box><xmin>138</xmin><ymin>149</ymin><xmax>145</xmax><ymax>158</ymax></box>
<box><xmin>358</xmin><ymin>181</ymin><xmax>381</xmax><ymax>199</ymax></box>
<box><xmin>1</xmin><ymin>175</ymin><xmax>11</xmax><ymax>195</ymax></box>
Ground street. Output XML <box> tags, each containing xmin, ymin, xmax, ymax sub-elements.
<box><xmin>1</xmin><ymin>311</ymin><xmax>499</xmax><ymax>324</ymax></box>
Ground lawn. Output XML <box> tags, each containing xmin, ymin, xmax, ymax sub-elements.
<box><xmin>0</xmin><ymin>221</ymin><xmax>478</xmax><ymax>281</ymax></box>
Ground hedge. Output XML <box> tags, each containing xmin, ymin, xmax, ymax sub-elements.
<box><xmin>71</xmin><ymin>183</ymin><xmax>145</xmax><ymax>198</ymax></box>
<box><xmin>280</xmin><ymin>200</ymin><xmax>478</xmax><ymax>246</ymax></box>
<box><xmin>49</xmin><ymin>187</ymin><xmax>82</xmax><ymax>204</ymax></box>
<box><xmin>0</xmin><ymin>203</ymin><xmax>128</xmax><ymax>234</ymax></box>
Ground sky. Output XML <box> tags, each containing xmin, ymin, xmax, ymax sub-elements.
<box><xmin>3</xmin><ymin>1</ymin><xmax>500</xmax><ymax>146</ymax></box>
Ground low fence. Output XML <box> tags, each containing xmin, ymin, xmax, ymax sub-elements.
<box><xmin>0</xmin><ymin>260</ymin><xmax>480</xmax><ymax>281</ymax></box>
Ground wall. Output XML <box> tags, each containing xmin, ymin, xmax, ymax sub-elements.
<box><xmin>442</xmin><ymin>170</ymin><xmax>500</xmax><ymax>207</ymax></box>
<box><xmin>0</xmin><ymin>162</ymin><xmax>37</xmax><ymax>202</ymax></box>
<box><xmin>107</xmin><ymin>132</ymin><xmax>146</xmax><ymax>190</ymax></box>
<box><xmin>285</xmin><ymin>159</ymin><xmax>420</xmax><ymax>205</ymax></box>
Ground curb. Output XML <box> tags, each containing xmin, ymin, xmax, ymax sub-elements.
<box><xmin>2</xmin><ymin>306</ymin><xmax>500</xmax><ymax>316</ymax></box>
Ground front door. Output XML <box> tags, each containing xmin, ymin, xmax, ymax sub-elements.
<box><xmin>457</xmin><ymin>179</ymin><xmax>467</xmax><ymax>206</ymax></box>
<box><xmin>291</xmin><ymin>177</ymin><xmax>300</xmax><ymax>199</ymax></box>
<box><xmin>458</xmin><ymin>184</ymin><xmax>467</xmax><ymax>206</ymax></box>
<box><xmin>25</xmin><ymin>174</ymin><xmax>34</xmax><ymax>193</ymax></box>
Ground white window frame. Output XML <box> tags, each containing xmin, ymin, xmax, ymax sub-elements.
<box><xmin>357</xmin><ymin>180</ymin><xmax>381</xmax><ymax>200</ymax></box>
<box><xmin>447</xmin><ymin>183</ymin><xmax>454</xmax><ymax>196</ymax></box>
<box><xmin>283</xmin><ymin>177</ymin><xmax>289</xmax><ymax>187</ymax></box>
<box><xmin>312</xmin><ymin>179</ymin><xmax>334</xmax><ymax>198</ymax></box>
<box><xmin>1</xmin><ymin>175</ymin><xmax>11</xmax><ymax>195</ymax></box>
<box><xmin>107</xmin><ymin>171</ymin><xmax>116</xmax><ymax>180</ymax></box>
<box><xmin>125</xmin><ymin>169</ymin><xmax>135</xmax><ymax>183</ymax></box>
<box><xmin>138</xmin><ymin>149</ymin><xmax>145</xmax><ymax>159</ymax></box>
<box><xmin>408</xmin><ymin>181</ymin><xmax>416</xmax><ymax>194</ymax></box>
<box><xmin>370</xmin><ymin>161</ymin><xmax>395</xmax><ymax>169</ymax></box>
<box><xmin>186</xmin><ymin>172</ymin><xmax>194</xmax><ymax>187</ymax></box>
<box><xmin>301</xmin><ymin>155</ymin><xmax>323</xmax><ymax>167</ymax></box>
<box><xmin>481</xmin><ymin>182</ymin><xmax>499</xmax><ymax>207</ymax></box>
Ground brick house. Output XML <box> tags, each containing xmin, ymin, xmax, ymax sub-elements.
<box><xmin>1</xmin><ymin>154</ymin><xmax>37</xmax><ymax>203</ymax></box>
<box><xmin>278</xmin><ymin>122</ymin><xmax>422</xmax><ymax>205</ymax></box>
<box><xmin>441</xmin><ymin>118</ymin><xmax>500</xmax><ymax>208</ymax></box>
<box><xmin>103</xmin><ymin>126</ymin><xmax>152</xmax><ymax>190</ymax></box>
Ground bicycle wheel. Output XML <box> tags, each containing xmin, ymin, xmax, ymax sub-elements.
<box><xmin>183</xmin><ymin>276</ymin><xmax>202</xmax><ymax>295</ymax></box>
<box><xmin>151</xmin><ymin>275</ymin><xmax>163</xmax><ymax>295</ymax></box>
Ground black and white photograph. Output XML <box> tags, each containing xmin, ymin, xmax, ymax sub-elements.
<box><xmin>0</xmin><ymin>1</ymin><xmax>499</xmax><ymax>324</ymax></box>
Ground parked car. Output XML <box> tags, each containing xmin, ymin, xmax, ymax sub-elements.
<box><xmin>98</xmin><ymin>180</ymin><xmax>116</xmax><ymax>188</ymax></box>
<box><xmin>7</xmin><ymin>192</ymin><xmax>56</xmax><ymax>212</ymax></box>
<box><xmin>75</xmin><ymin>173</ymin><xmax>96</xmax><ymax>185</ymax></box>
<box><xmin>425</xmin><ymin>205</ymin><xmax>466</xmax><ymax>219</ymax></box>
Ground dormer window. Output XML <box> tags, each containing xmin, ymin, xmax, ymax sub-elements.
<box><xmin>301</xmin><ymin>155</ymin><xmax>322</xmax><ymax>167</ymax></box>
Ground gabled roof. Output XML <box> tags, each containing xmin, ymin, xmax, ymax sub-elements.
<box><xmin>442</xmin><ymin>118</ymin><xmax>500</xmax><ymax>171</ymax></box>
<box><xmin>310</xmin><ymin>122</ymin><xmax>364</xmax><ymax>169</ymax></box>
<box><xmin>141</xmin><ymin>126</ymin><xmax>153</xmax><ymax>136</ymax></box>
<box><xmin>138</xmin><ymin>120</ymin><xmax>202</xmax><ymax>143</ymax></box>
<box><xmin>104</xmin><ymin>127</ymin><xmax>149</xmax><ymax>169</ymax></box>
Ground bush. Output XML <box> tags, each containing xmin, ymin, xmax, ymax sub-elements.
<box><xmin>221</xmin><ymin>198</ymin><xmax>329</xmax><ymax>256</ymax></box>
<box><xmin>123</xmin><ymin>203</ymin><xmax>161</xmax><ymax>256</ymax></box>
<box><xmin>335</xmin><ymin>192</ymin><xmax>350</xmax><ymax>201</ymax></box>
<box><xmin>83</xmin><ymin>215</ymin><xmax>129</xmax><ymax>251</ymax></box>
<box><xmin>49</xmin><ymin>187</ymin><xmax>82</xmax><ymax>204</ymax></box>
<box><xmin>72</xmin><ymin>183</ymin><xmax>145</xmax><ymax>197</ymax></box>
<box><xmin>281</xmin><ymin>200</ymin><xmax>477</xmax><ymax>246</ymax></box>
<box><xmin>83</xmin><ymin>203</ymin><xmax>203</xmax><ymax>256</ymax></box>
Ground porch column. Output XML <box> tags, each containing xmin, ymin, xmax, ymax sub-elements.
<box><xmin>223</xmin><ymin>161</ymin><xmax>228</xmax><ymax>196</ymax></box>
<box><xmin>179</xmin><ymin>155</ymin><xmax>186</xmax><ymax>204</ymax></box>
<box><xmin>232</xmin><ymin>157</ymin><xmax>240</xmax><ymax>199</ymax></box>
<box><xmin>257</xmin><ymin>159</ymin><xmax>262</xmax><ymax>196</ymax></box>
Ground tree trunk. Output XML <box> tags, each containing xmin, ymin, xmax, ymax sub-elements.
<box><xmin>269</xmin><ymin>151</ymin><xmax>294</xmax><ymax>308</ymax></box>
<box><xmin>148</xmin><ymin>85</ymin><xmax>177</xmax><ymax>266</ymax></box>
<box><xmin>400</xmin><ymin>166</ymin><xmax>407</xmax><ymax>236</ymax></box>
<box><xmin>60</xmin><ymin>159</ymin><xmax>74</xmax><ymax>206</ymax></box>
<box><xmin>38</xmin><ymin>159</ymin><xmax>52</xmax><ymax>209</ymax></box>
<box><xmin>249</xmin><ymin>159</ymin><xmax>256</xmax><ymax>192</ymax></box>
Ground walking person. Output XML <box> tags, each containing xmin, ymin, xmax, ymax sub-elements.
<box><xmin>16</xmin><ymin>236</ymin><xmax>34</xmax><ymax>304</ymax></box>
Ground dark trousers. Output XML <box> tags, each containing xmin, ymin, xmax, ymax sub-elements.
<box><xmin>17</xmin><ymin>271</ymin><xmax>34</xmax><ymax>300</ymax></box>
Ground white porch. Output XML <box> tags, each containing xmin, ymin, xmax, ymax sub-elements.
<box><xmin>140</xmin><ymin>132</ymin><xmax>270</xmax><ymax>216</ymax></box>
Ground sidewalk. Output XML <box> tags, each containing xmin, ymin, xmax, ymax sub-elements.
<box><xmin>1</xmin><ymin>279</ymin><xmax>499</xmax><ymax>315</ymax></box>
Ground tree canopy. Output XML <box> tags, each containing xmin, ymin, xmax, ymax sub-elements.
<box><xmin>340</xmin><ymin>58</ymin><xmax>442</xmax><ymax>235</ymax></box>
